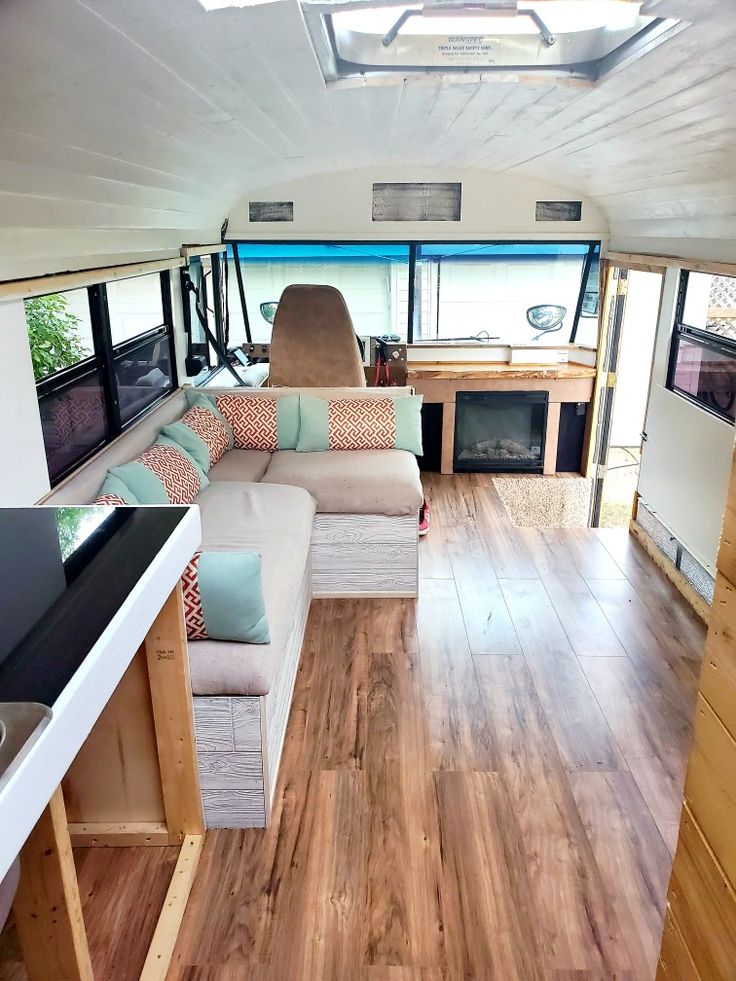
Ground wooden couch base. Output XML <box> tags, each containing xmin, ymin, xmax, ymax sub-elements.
<box><xmin>311</xmin><ymin>514</ymin><xmax>419</xmax><ymax>598</ymax></box>
<box><xmin>192</xmin><ymin>560</ymin><xmax>311</xmax><ymax>829</ymax></box>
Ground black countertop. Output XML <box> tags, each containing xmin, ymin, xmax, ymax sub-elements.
<box><xmin>0</xmin><ymin>506</ymin><xmax>189</xmax><ymax>706</ymax></box>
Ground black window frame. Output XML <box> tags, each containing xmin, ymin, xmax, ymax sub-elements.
<box><xmin>227</xmin><ymin>238</ymin><xmax>601</xmax><ymax>345</ymax></box>
<box><xmin>181</xmin><ymin>253</ymin><xmax>230</xmax><ymax>385</ymax></box>
<box><xmin>666</xmin><ymin>269</ymin><xmax>736</xmax><ymax>426</ymax></box>
<box><xmin>32</xmin><ymin>269</ymin><xmax>178</xmax><ymax>485</ymax></box>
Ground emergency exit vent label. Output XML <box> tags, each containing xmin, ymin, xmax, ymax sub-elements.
<box><xmin>436</xmin><ymin>37</ymin><xmax>495</xmax><ymax>63</ymax></box>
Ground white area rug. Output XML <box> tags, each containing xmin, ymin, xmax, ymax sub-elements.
<box><xmin>492</xmin><ymin>476</ymin><xmax>593</xmax><ymax>528</ymax></box>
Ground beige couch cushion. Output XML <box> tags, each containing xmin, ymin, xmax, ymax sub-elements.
<box><xmin>188</xmin><ymin>481</ymin><xmax>315</xmax><ymax>697</ymax></box>
<box><xmin>208</xmin><ymin>450</ymin><xmax>271</xmax><ymax>483</ymax></box>
<box><xmin>262</xmin><ymin>449</ymin><xmax>423</xmax><ymax>515</ymax></box>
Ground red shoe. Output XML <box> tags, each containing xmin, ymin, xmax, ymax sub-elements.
<box><xmin>418</xmin><ymin>499</ymin><xmax>430</xmax><ymax>537</ymax></box>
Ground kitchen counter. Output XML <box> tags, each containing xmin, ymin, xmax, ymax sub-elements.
<box><xmin>407</xmin><ymin>361</ymin><xmax>597</xmax><ymax>381</ymax></box>
<box><xmin>0</xmin><ymin>504</ymin><xmax>203</xmax><ymax>981</ymax></box>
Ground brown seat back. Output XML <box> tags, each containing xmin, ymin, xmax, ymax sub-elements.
<box><xmin>268</xmin><ymin>284</ymin><xmax>367</xmax><ymax>388</ymax></box>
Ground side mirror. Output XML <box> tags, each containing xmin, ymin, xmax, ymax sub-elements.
<box><xmin>260</xmin><ymin>301</ymin><xmax>278</xmax><ymax>325</ymax></box>
<box><xmin>526</xmin><ymin>304</ymin><xmax>566</xmax><ymax>335</ymax></box>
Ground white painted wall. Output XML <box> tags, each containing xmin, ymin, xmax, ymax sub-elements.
<box><xmin>0</xmin><ymin>300</ymin><xmax>51</xmax><ymax>505</ymax></box>
<box><xmin>227</xmin><ymin>169</ymin><xmax>607</xmax><ymax>242</ymax></box>
<box><xmin>610</xmin><ymin>271</ymin><xmax>661</xmax><ymax>447</ymax></box>
<box><xmin>637</xmin><ymin>267</ymin><xmax>735</xmax><ymax>572</ymax></box>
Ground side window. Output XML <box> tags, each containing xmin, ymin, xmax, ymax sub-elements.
<box><xmin>25</xmin><ymin>272</ymin><xmax>176</xmax><ymax>485</ymax></box>
<box><xmin>667</xmin><ymin>271</ymin><xmax>736</xmax><ymax>423</ymax></box>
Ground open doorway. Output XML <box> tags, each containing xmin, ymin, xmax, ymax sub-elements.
<box><xmin>591</xmin><ymin>267</ymin><xmax>664</xmax><ymax>527</ymax></box>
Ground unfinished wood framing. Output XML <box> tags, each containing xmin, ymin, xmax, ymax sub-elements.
<box><xmin>14</xmin><ymin>788</ymin><xmax>95</xmax><ymax>981</ymax></box>
<box><xmin>143</xmin><ymin>586</ymin><xmax>205</xmax><ymax>843</ymax></box>
<box><xmin>68</xmin><ymin>822</ymin><xmax>170</xmax><ymax>848</ymax></box>
<box><xmin>657</xmin><ymin>441</ymin><xmax>736</xmax><ymax>976</ymax></box>
<box><xmin>441</xmin><ymin>401</ymin><xmax>456</xmax><ymax>475</ymax></box>
<box><xmin>13</xmin><ymin>584</ymin><xmax>205</xmax><ymax>981</ymax></box>
<box><xmin>140</xmin><ymin>835</ymin><xmax>204</xmax><ymax>981</ymax></box>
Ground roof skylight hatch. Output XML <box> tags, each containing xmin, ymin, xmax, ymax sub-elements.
<box><xmin>300</xmin><ymin>0</ymin><xmax>688</xmax><ymax>85</ymax></box>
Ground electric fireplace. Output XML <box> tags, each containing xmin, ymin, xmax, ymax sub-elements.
<box><xmin>453</xmin><ymin>391</ymin><xmax>548</xmax><ymax>473</ymax></box>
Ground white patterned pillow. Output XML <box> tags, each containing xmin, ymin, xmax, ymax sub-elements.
<box><xmin>215</xmin><ymin>394</ymin><xmax>299</xmax><ymax>451</ymax></box>
<box><xmin>296</xmin><ymin>394</ymin><xmax>423</xmax><ymax>455</ymax></box>
<box><xmin>110</xmin><ymin>437</ymin><xmax>209</xmax><ymax>505</ymax></box>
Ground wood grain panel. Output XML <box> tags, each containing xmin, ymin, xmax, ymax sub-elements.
<box><xmin>587</xmin><ymin>577</ymin><xmax>703</xmax><ymax>674</ymax></box>
<box><xmin>656</xmin><ymin>910</ymin><xmax>702</xmax><ymax>981</ymax></box>
<box><xmin>500</xmin><ymin>579</ymin><xmax>626</xmax><ymax>772</ymax></box>
<box><xmin>311</xmin><ymin>515</ymin><xmax>418</xmax><ymax>598</ymax></box>
<box><xmin>716</xmin><ymin>445</ymin><xmax>736</xmax><ymax>585</ymax></box>
<box><xmin>699</xmin><ymin>572</ymin><xmax>736</xmax><ymax>739</ymax></box>
<box><xmin>363</xmin><ymin>647</ymin><xmax>445</xmax><ymax>969</ymax></box>
<box><xmin>265</xmin><ymin>559</ymin><xmax>312</xmax><ymax>797</ymax></box>
<box><xmin>63</xmin><ymin>649</ymin><xmax>165</xmax><ymax>824</ymax></box>
<box><xmin>684</xmin><ymin>694</ymin><xmax>736</xmax><ymax>891</ymax></box>
<box><xmin>311</xmin><ymin>514</ymin><xmax>418</xmax><ymax>546</ymax></box>
<box><xmin>474</xmin><ymin>655</ymin><xmax>632</xmax><ymax>975</ymax></box>
<box><xmin>668</xmin><ymin>806</ymin><xmax>736</xmax><ymax>981</ymax></box>
<box><xmin>416</xmin><ymin>578</ymin><xmax>497</xmax><ymax>770</ymax></box>
<box><xmin>523</xmin><ymin>529</ymin><xmax>627</xmax><ymax>657</ymax></box>
<box><xmin>568</xmin><ymin>771</ymin><xmax>671</xmax><ymax>980</ymax></box>
<box><xmin>434</xmin><ymin>771</ymin><xmax>545</xmax><ymax>980</ymax></box>
<box><xmin>447</xmin><ymin>539</ymin><xmax>521</xmax><ymax>654</ymax></box>
<box><xmin>193</xmin><ymin>699</ymin><xmax>235</xmax><ymax>753</ymax></box>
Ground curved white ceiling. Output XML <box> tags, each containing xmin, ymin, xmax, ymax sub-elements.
<box><xmin>1</xmin><ymin>0</ymin><xmax>734</xmax><ymax>277</ymax></box>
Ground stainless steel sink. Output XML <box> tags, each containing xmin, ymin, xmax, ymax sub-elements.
<box><xmin>0</xmin><ymin>703</ymin><xmax>52</xmax><ymax>790</ymax></box>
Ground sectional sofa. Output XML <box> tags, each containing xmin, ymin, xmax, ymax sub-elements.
<box><xmin>42</xmin><ymin>385</ymin><xmax>423</xmax><ymax>827</ymax></box>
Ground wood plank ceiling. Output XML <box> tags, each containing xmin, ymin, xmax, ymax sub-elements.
<box><xmin>1</xmin><ymin>0</ymin><xmax>735</xmax><ymax>276</ymax></box>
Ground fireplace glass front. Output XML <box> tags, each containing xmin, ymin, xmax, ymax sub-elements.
<box><xmin>454</xmin><ymin>391</ymin><xmax>548</xmax><ymax>473</ymax></box>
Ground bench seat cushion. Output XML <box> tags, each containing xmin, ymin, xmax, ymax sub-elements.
<box><xmin>207</xmin><ymin>449</ymin><xmax>272</xmax><ymax>483</ymax></box>
<box><xmin>188</xmin><ymin>481</ymin><xmax>315</xmax><ymax>697</ymax></box>
<box><xmin>261</xmin><ymin>449</ymin><xmax>424</xmax><ymax>516</ymax></box>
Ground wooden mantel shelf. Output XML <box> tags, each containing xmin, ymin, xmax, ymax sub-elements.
<box><xmin>407</xmin><ymin>361</ymin><xmax>597</xmax><ymax>381</ymax></box>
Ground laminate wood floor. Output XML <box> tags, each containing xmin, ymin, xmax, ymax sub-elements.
<box><xmin>0</xmin><ymin>474</ymin><xmax>708</xmax><ymax>981</ymax></box>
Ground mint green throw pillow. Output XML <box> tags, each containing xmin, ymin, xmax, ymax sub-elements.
<box><xmin>95</xmin><ymin>473</ymin><xmax>139</xmax><ymax>504</ymax></box>
<box><xmin>110</xmin><ymin>436</ymin><xmax>209</xmax><ymax>505</ymax></box>
<box><xmin>297</xmin><ymin>393</ymin><xmax>423</xmax><ymax>455</ymax></box>
<box><xmin>160</xmin><ymin>397</ymin><xmax>233</xmax><ymax>473</ymax></box>
<box><xmin>184</xmin><ymin>551</ymin><xmax>270</xmax><ymax>644</ymax></box>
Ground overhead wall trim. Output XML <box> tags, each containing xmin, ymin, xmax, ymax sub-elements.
<box><xmin>180</xmin><ymin>244</ymin><xmax>227</xmax><ymax>260</ymax></box>
<box><xmin>0</xmin><ymin>256</ymin><xmax>185</xmax><ymax>302</ymax></box>
<box><xmin>605</xmin><ymin>250</ymin><xmax>736</xmax><ymax>278</ymax></box>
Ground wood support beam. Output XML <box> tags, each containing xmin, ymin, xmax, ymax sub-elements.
<box><xmin>144</xmin><ymin>584</ymin><xmax>205</xmax><ymax>845</ymax></box>
<box><xmin>441</xmin><ymin>402</ymin><xmax>456</xmax><ymax>475</ymax></box>
<box><xmin>14</xmin><ymin>788</ymin><xmax>94</xmax><ymax>981</ymax></box>
<box><xmin>68</xmin><ymin>822</ymin><xmax>171</xmax><ymax>847</ymax></box>
<box><xmin>140</xmin><ymin>834</ymin><xmax>204</xmax><ymax>981</ymax></box>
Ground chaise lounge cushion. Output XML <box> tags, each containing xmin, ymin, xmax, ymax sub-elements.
<box><xmin>208</xmin><ymin>449</ymin><xmax>272</xmax><ymax>483</ymax></box>
<box><xmin>261</xmin><ymin>449</ymin><xmax>424</xmax><ymax>515</ymax></box>
<box><xmin>187</xmin><ymin>481</ymin><xmax>316</xmax><ymax>697</ymax></box>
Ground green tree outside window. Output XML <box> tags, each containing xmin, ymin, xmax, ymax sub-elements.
<box><xmin>24</xmin><ymin>294</ymin><xmax>91</xmax><ymax>381</ymax></box>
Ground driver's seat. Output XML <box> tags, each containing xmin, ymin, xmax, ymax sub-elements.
<box><xmin>269</xmin><ymin>284</ymin><xmax>366</xmax><ymax>388</ymax></box>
